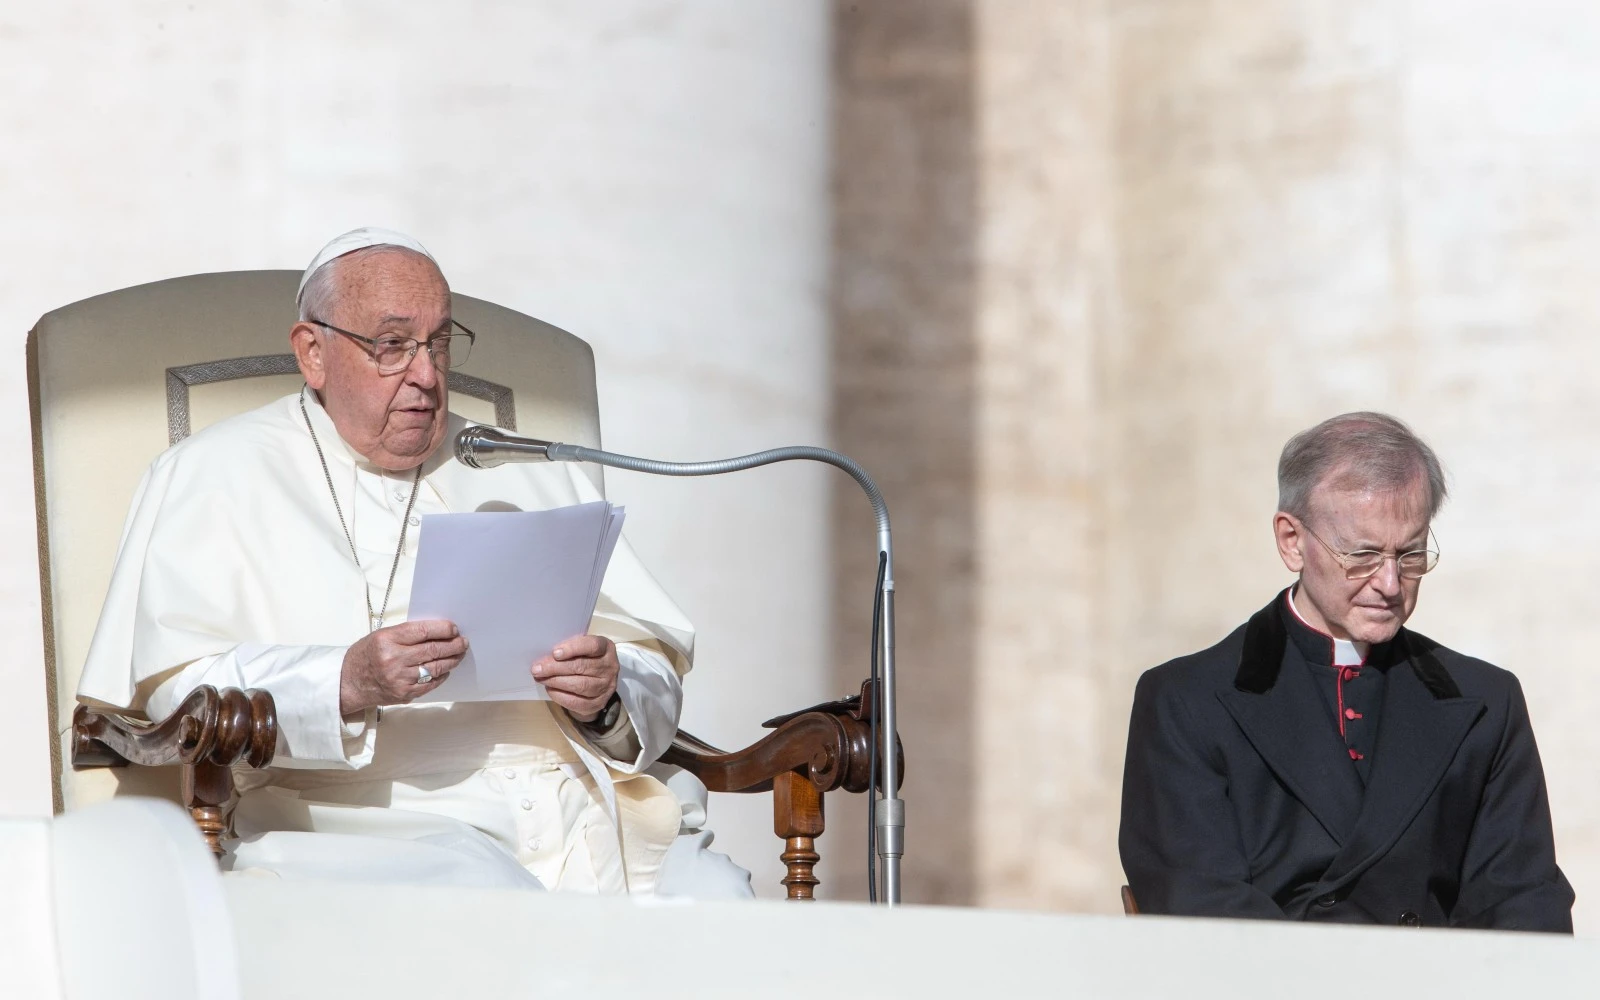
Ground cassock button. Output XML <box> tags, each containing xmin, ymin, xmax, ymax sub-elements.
<box><xmin>502</xmin><ymin>768</ymin><xmax>517</xmax><ymax>780</ymax></box>
<box><xmin>527</xmin><ymin>838</ymin><xmax>542</xmax><ymax>851</ymax></box>
<box><xmin>1315</xmin><ymin>894</ymin><xmax>1338</xmax><ymax>908</ymax></box>
<box><xmin>408</xmin><ymin>515</ymin><xmax>421</xmax><ymax>526</ymax></box>
<box><xmin>521</xmin><ymin>799</ymin><xmax>534</xmax><ymax>811</ymax></box>
<box><xmin>393</xmin><ymin>489</ymin><xmax>407</xmax><ymax>502</ymax></box>
<box><xmin>1398</xmin><ymin>911</ymin><xmax>1421</xmax><ymax>927</ymax></box>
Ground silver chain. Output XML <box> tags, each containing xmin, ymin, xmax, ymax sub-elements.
<box><xmin>300</xmin><ymin>392</ymin><xmax>422</xmax><ymax>632</ymax></box>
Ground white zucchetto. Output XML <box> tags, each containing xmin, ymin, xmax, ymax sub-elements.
<box><xmin>297</xmin><ymin>227</ymin><xmax>437</xmax><ymax>304</ymax></box>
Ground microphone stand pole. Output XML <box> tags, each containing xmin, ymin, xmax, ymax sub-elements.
<box><xmin>457</xmin><ymin>428</ymin><xmax>903</xmax><ymax>905</ymax></box>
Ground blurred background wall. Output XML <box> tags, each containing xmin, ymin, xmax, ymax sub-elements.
<box><xmin>831</xmin><ymin>0</ymin><xmax>1600</xmax><ymax>931</ymax></box>
<box><xmin>2</xmin><ymin>0</ymin><xmax>1598</xmax><ymax>932</ymax></box>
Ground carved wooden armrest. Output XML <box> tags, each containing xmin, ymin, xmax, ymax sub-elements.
<box><xmin>73</xmin><ymin>685</ymin><xmax>277</xmax><ymax>770</ymax></box>
<box><xmin>72</xmin><ymin>685</ymin><xmax>277</xmax><ymax>856</ymax></box>
<box><xmin>662</xmin><ymin>679</ymin><xmax>903</xmax><ymax>795</ymax></box>
<box><xmin>661</xmin><ymin>679</ymin><xmax>904</xmax><ymax>900</ymax></box>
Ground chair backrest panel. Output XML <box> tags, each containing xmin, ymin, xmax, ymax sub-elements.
<box><xmin>30</xmin><ymin>269</ymin><xmax>602</xmax><ymax>811</ymax></box>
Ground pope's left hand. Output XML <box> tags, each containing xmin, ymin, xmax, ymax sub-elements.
<box><xmin>534</xmin><ymin>634</ymin><xmax>619</xmax><ymax>723</ymax></box>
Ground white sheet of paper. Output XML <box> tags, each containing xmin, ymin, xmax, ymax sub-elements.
<box><xmin>407</xmin><ymin>501</ymin><xmax>626</xmax><ymax>703</ymax></box>
<box><xmin>589</xmin><ymin>507</ymin><xmax>626</xmax><ymax>609</ymax></box>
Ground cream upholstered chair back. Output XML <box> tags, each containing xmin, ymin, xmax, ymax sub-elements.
<box><xmin>29</xmin><ymin>269</ymin><xmax>602</xmax><ymax>812</ymax></box>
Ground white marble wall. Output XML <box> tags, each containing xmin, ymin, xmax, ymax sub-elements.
<box><xmin>0</xmin><ymin>1</ymin><xmax>832</xmax><ymax>898</ymax></box>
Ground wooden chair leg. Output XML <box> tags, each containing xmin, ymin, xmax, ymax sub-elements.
<box><xmin>774</xmin><ymin>770</ymin><xmax>824</xmax><ymax>901</ymax></box>
<box><xmin>182</xmin><ymin>759</ymin><xmax>234</xmax><ymax>859</ymax></box>
<box><xmin>1121</xmin><ymin>884</ymin><xmax>1140</xmax><ymax>916</ymax></box>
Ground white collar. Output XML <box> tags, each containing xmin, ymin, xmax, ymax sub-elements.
<box><xmin>1287</xmin><ymin>586</ymin><xmax>1366</xmax><ymax>666</ymax></box>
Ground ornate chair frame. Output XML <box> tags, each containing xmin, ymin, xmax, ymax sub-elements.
<box><xmin>72</xmin><ymin>682</ymin><xmax>897</xmax><ymax>900</ymax></box>
<box><xmin>75</xmin><ymin>678</ymin><xmax>896</xmax><ymax>896</ymax></box>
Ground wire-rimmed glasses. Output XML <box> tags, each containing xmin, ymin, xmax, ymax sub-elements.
<box><xmin>1299</xmin><ymin>519</ymin><xmax>1440</xmax><ymax>580</ymax></box>
<box><xmin>308</xmin><ymin>318</ymin><xmax>476</xmax><ymax>374</ymax></box>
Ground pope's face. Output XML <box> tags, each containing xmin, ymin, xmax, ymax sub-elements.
<box><xmin>292</xmin><ymin>251</ymin><xmax>452</xmax><ymax>471</ymax></box>
<box><xmin>1275</xmin><ymin>474</ymin><xmax>1431</xmax><ymax>645</ymax></box>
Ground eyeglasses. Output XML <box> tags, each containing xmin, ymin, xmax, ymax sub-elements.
<box><xmin>308</xmin><ymin>318</ymin><xmax>476</xmax><ymax>374</ymax></box>
<box><xmin>1298</xmin><ymin>519</ymin><xmax>1440</xmax><ymax>580</ymax></box>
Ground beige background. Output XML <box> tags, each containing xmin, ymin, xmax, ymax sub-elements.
<box><xmin>830</xmin><ymin>0</ymin><xmax>1600</xmax><ymax>931</ymax></box>
<box><xmin>3</xmin><ymin>0</ymin><xmax>1599</xmax><ymax>931</ymax></box>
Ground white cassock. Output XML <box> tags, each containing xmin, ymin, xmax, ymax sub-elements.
<box><xmin>77</xmin><ymin>388</ymin><xmax>751</xmax><ymax>898</ymax></box>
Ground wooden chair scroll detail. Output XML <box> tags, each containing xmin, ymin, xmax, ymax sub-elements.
<box><xmin>662</xmin><ymin>679</ymin><xmax>904</xmax><ymax>901</ymax></box>
<box><xmin>72</xmin><ymin>685</ymin><xmax>277</xmax><ymax>856</ymax></box>
<box><xmin>71</xmin><ymin>678</ymin><xmax>902</xmax><ymax>901</ymax></box>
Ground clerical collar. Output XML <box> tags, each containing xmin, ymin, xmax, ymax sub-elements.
<box><xmin>1283</xmin><ymin>586</ymin><xmax>1367</xmax><ymax>667</ymax></box>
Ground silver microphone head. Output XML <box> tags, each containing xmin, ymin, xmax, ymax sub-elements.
<box><xmin>454</xmin><ymin>425</ymin><xmax>495</xmax><ymax>467</ymax></box>
<box><xmin>454</xmin><ymin>426</ymin><xmax>554</xmax><ymax>469</ymax></box>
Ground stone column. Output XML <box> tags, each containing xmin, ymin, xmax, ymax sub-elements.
<box><xmin>969</xmin><ymin>0</ymin><xmax>1119</xmax><ymax>910</ymax></box>
<box><xmin>831</xmin><ymin>0</ymin><xmax>979</xmax><ymax>904</ymax></box>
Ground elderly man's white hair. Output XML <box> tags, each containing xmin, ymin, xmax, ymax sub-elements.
<box><xmin>1277</xmin><ymin>411</ymin><xmax>1449</xmax><ymax>522</ymax></box>
<box><xmin>296</xmin><ymin>227</ymin><xmax>439</xmax><ymax>321</ymax></box>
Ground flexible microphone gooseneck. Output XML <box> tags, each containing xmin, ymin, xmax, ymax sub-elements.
<box><xmin>455</xmin><ymin>424</ymin><xmax>904</xmax><ymax>906</ymax></box>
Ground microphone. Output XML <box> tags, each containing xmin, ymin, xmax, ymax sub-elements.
<box><xmin>451</xmin><ymin>424</ymin><xmax>905</xmax><ymax>906</ymax></box>
<box><xmin>454</xmin><ymin>425</ymin><xmax>561</xmax><ymax>467</ymax></box>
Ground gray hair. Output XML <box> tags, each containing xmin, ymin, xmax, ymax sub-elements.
<box><xmin>297</xmin><ymin>245</ymin><xmax>440</xmax><ymax>322</ymax></box>
<box><xmin>1277</xmin><ymin>412</ymin><xmax>1447</xmax><ymax>521</ymax></box>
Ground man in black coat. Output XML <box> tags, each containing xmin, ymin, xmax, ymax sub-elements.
<box><xmin>1119</xmin><ymin>412</ymin><xmax>1573</xmax><ymax>931</ymax></box>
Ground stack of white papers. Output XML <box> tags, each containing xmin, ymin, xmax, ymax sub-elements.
<box><xmin>408</xmin><ymin>501</ymin><xmax>626</xmax><ymax>703</ymax></box>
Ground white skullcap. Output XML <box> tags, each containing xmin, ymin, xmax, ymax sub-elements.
<box><xmin>296</xmin><ymin>226</ymin><xmax>437</xmax><ymax>304</ymax></box>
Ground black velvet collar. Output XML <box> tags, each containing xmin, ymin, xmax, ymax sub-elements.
<box><xmin>1234</xmin><ymin>588</ymin><xmax>1461</xmax><ymax>699</ymax></box>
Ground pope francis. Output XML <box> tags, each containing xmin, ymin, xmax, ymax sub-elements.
<box><xmin>76</xmin><ymin>228</ymin><xmax>753</xmax><ymax>899</ymax></box>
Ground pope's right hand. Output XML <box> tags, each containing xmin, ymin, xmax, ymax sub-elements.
<box><xmin>339</xmin><ymin>619</ymin><xmax>468</xmax><ymax>714</ymax></box>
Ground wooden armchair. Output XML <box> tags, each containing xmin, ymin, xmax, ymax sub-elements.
<box><xmin>34</xmin><ymin>271</ymin><xmax>896</xmax><ymax>900</ymax></box>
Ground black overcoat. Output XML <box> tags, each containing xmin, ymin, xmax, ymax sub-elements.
<box><xmin>1119</xmin><ymin>590</ymin><xmax>1574</xmax><ymax>931</ymax></box>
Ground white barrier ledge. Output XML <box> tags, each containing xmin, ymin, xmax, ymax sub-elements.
<box><xmin>225</xmin><ymin>879</ymin><xmax>1599</xmax><ymax>999</ymax></box>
